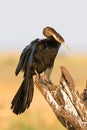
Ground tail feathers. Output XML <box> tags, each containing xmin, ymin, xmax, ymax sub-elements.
<box><xmin>11</xmin><ymin>76</ymin><xmax>34</xmax><ymax>114</ymax></box>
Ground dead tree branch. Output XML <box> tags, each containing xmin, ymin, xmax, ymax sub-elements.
<box><xmin>35</xmin><ymin>66</ymin><xmax>87</xmax><ymax>130</ymax></box>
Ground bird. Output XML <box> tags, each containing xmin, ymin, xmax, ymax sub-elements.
<box><xmin>11</xmin><ymin>26</ymin><xmax>66</xmax><ymax>115</ymax></box>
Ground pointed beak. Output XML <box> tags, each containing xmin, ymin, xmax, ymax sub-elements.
<box><xmin>52</xmin><ymin>32</ymin><xmax>72</xmax><ymax>52</ymax></box>
<box><xmin>62</xmin><ymin>42</ymin><xmax>72</xmax><ymax>52</ymax></box>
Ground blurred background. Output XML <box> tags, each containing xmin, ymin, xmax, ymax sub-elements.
<box><xmin>0</xmin><ymin>0</ymin><xmax>87</xmax><ymax>130</ymax></box>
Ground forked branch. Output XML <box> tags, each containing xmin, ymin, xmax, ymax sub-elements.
<box><xmin>35</xmin><ymin>66</ymin><xmax>87</xmax><ymax>130</ymax></box>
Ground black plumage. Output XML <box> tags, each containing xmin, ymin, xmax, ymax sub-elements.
<box><xmin>11</xmin><ymin>26</ymin><xmax>65</xmax><ymax>114</ymax></box>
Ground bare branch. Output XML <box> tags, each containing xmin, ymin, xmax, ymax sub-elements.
<box><xmin>34</xmin><ymin>67</ymin><xmax>87</xmax><ymax>130</ymax></box>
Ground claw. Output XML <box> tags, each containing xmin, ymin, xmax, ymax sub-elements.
<box><xmin>35</xmin><ymin>70</ymin><xmax>40</xmax><ymax>79</ymax></box>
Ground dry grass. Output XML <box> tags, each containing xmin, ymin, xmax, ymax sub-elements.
<box><xmin>0</xmin><ymin>53</ymin><xmax>87</xmax><ymax>130</ymax></box>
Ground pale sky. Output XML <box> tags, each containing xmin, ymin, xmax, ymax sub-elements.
<box><xmin>0</xmin><ymin>0</ymin><xmax>87</xmax><ymax>53</ymax></box>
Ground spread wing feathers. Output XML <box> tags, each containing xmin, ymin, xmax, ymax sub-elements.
<box><xmin>15</xmin><ymin>39</ymin><xmax>40</xmax><ymax>75</ymax></box>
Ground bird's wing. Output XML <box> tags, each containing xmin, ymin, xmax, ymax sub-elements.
<box><xmin>25</xmin><ymin>40</ymin><xmax>39</xmax><ymax>76</ymax></box>
<box><xmin>15</xmin><ymin>39</ymin><xmax>39</xmax><ymax>75</ymax></box>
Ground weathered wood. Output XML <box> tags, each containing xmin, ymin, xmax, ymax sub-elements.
<box><xmin>81</xmin><ymin>80</ymin><xmax>87</xmax><ymax>108</ymax></box>
<box><xmin>34</xmin><ymin>67</ymin><xmax>87</xmax><ymax>130</ymax></box>
<box><xmin>60</xmin><ymin>67</ymin><xmax>87</xmax><ymax>121</ymax></box>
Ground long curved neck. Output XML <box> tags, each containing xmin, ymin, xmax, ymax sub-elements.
<box><xmin>48</xmin><ymin>37</ymin><xmax>61</xmax><ymax>49</ymax></box>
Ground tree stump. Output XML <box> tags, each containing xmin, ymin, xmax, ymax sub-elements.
<box><xmin>35</xmin><ymin>66</ymin><xmax>87</xmax><ymax>130</ymax></box>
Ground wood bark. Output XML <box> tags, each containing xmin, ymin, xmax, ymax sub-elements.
<box><xmin>34</xmin><ymin>66</ymin><xmax>87</xmax><ymax>130</ymax></box>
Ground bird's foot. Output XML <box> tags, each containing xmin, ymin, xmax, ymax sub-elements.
<box><xmin>40</xmin><ymin>74</ymin><xmax>52</xmax><ymax>85</ymax></box>
<box><xmin>35</xmin><ymin>70</ymin><xmax>39</xmax><ymax>77</ymax></box>
<box><xmin>34</xmin><ymin>70</ymin><xmax>52</xmax><ymax>85</ymax></box>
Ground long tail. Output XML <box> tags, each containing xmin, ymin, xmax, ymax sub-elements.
<box><xmin>11</xmin><ymin>76</ymin><xmax>34</xmax><ymax>115</ymax></box>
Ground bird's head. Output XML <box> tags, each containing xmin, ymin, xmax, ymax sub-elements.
<box><xmin>43</xmin><ymin>26</ymin><xmax>71</xmax><ymax>51</ymax></box>
<box><xmin>43</xmin><ymin>26</ymin><xmax>64</xmax><ymax>44</ymax></box>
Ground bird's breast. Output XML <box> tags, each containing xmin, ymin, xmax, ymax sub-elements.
<box><xmin>32</xmin><ymin>42</ymin><xmax>59</xmax><ymax>74</ymax></box>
